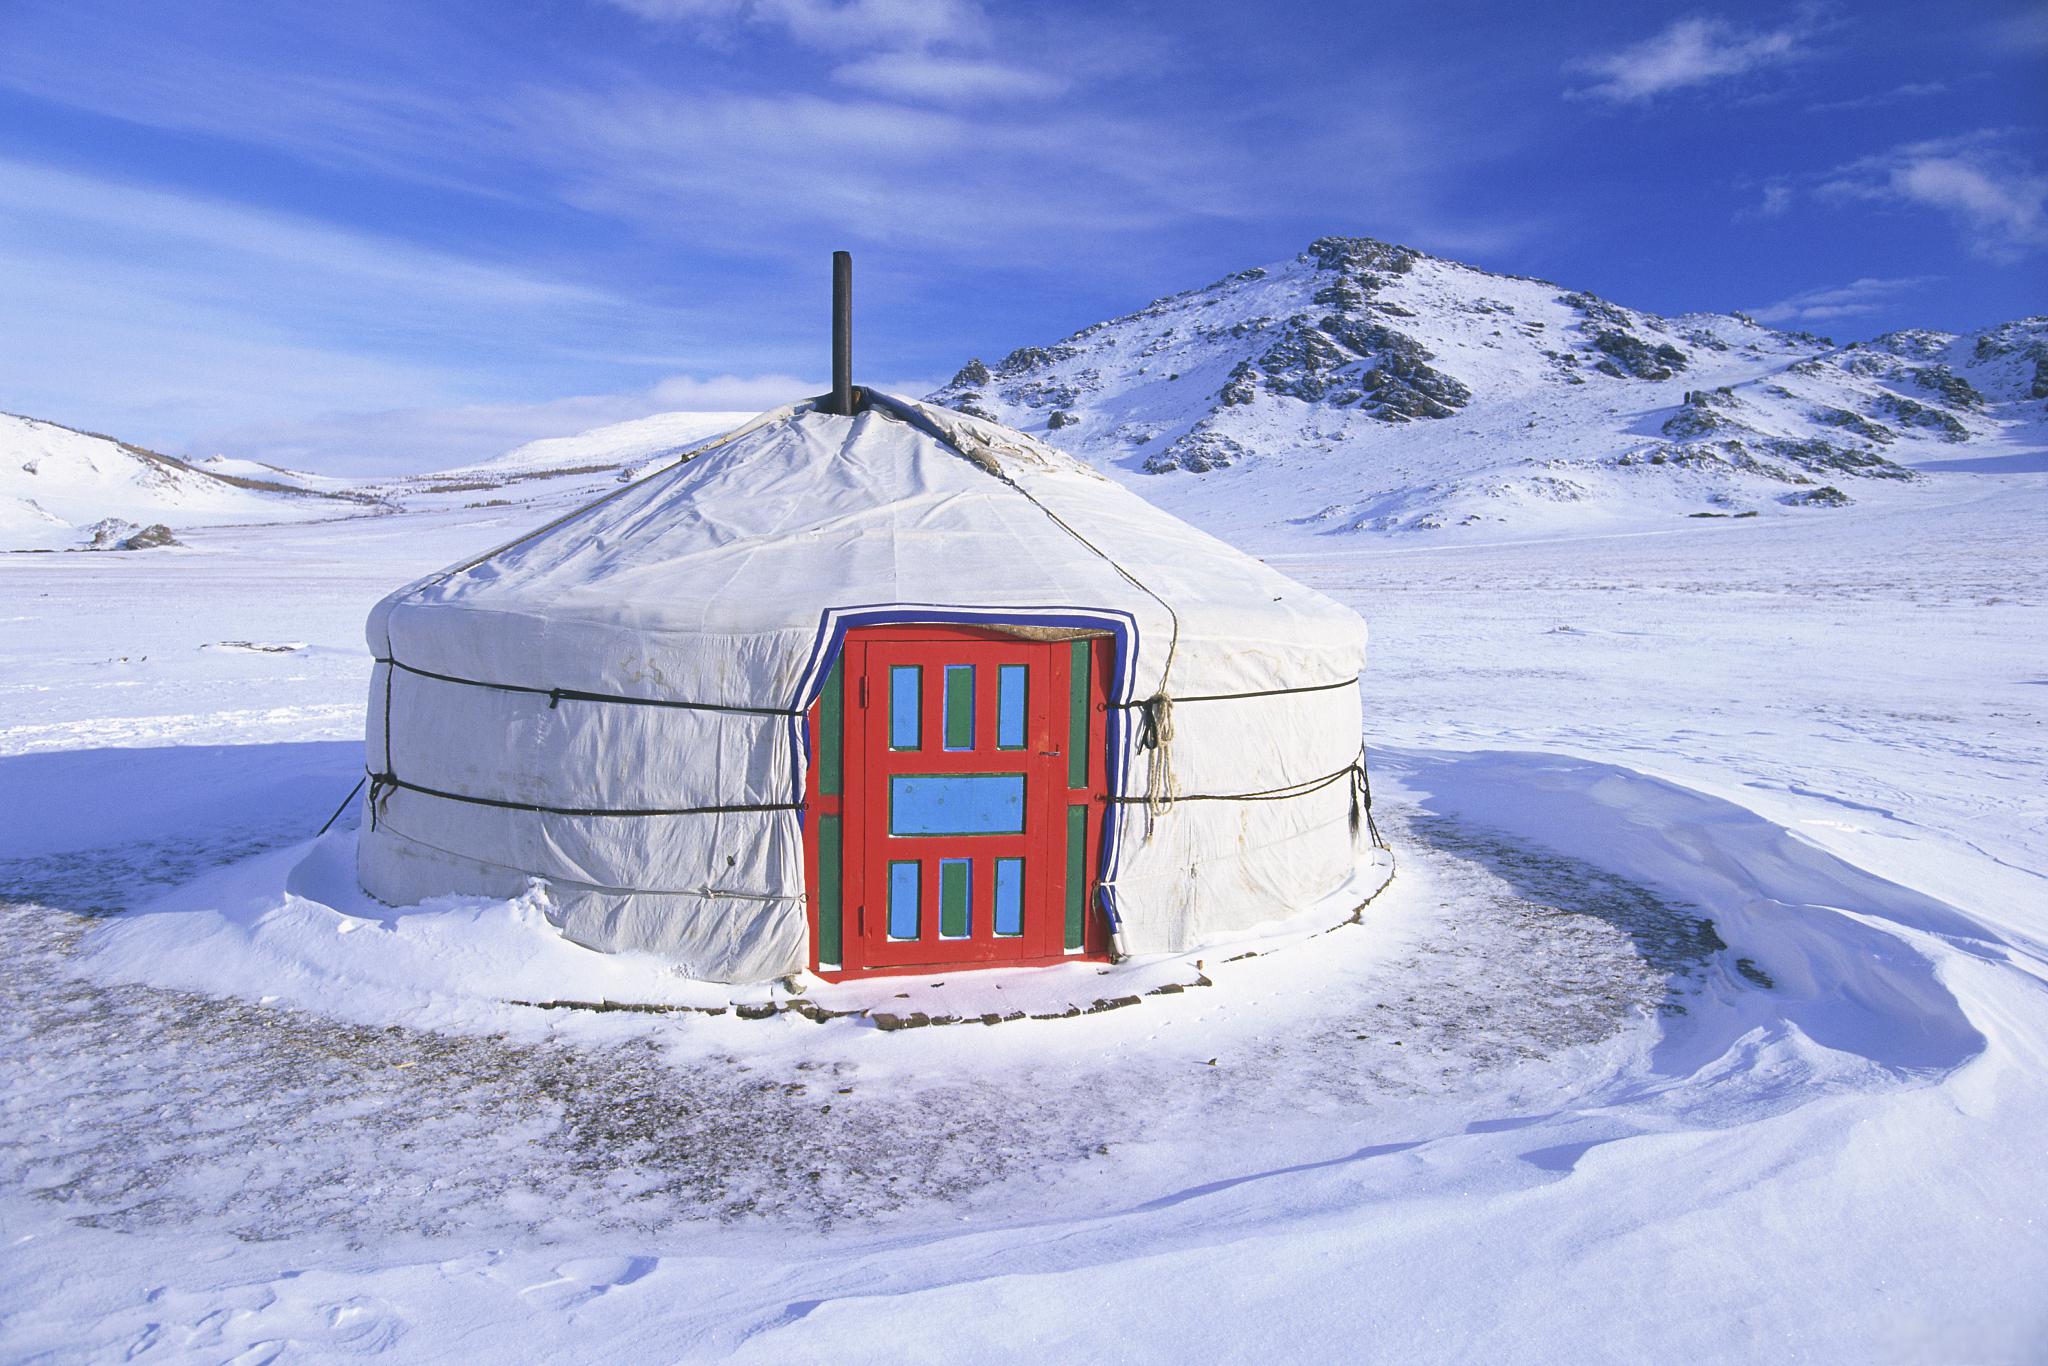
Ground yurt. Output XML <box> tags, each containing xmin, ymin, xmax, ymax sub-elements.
<box><xmin>357</xmin><ymin>270</ymin><xmax>1374</xmax><ymax>984</ymax></box>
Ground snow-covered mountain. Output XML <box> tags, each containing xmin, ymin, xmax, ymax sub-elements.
<box><xmin>930</xmin><ymin>237</ymin><xmax>2046</xmax><ymax>537</ymax></box>
<box><xmin>0</xmin><ymin>413</ymin><xmax>359</xmax><ymax>551</ymax></box>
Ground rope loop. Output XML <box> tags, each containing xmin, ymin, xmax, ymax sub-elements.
<box><xmin>367</xmin><ymin>771</ymin><xmax>397</xmax><ymax>831</ymax></box>
<box><xmin>1139</xmin><ymin>692</ymin><xmax>1176</xmax><ymax>835</ymax></box>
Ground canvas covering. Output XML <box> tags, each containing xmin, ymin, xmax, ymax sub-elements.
<box><xmin>358</xmin><ymin>393</ymin><xmax>1371</xmax><ymax>981</ymax></box>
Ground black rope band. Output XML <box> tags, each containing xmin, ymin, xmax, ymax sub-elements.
<box><xmin>1105</xmin><ymin>759</ymin><xmax>1362</xmax><ymax>806</ymax></box>
<box><xmin>371</xmin><ymin>771</ymin><xmax>800</xmax><ymax>819</ymax></box>
<box><xmin>316</xmin><ymin>774</ymin><xmax>368</xmax><ymax>835</ymax></box>
<box><xmin>1110</xmin><ymin>677</ymin><xmax>1359</xmax><ymax>707</ymax></box>
<box><xmin>378</xmin><ymin>658</ymin><xmax>799</xmax><ymax>717</ymax></box>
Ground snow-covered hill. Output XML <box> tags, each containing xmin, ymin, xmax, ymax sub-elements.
<box><xmin>194</xmin><ymin>454</ymin><xmax>356</xmax><ymax>496</ymax></box>
<box><xmin>368</xmin><ymin>409</ymin><xmax>758</xmax><ymax>513</ymax></box>
<box><xmin>421</xmin><ymin>410</ymin><xmax>753</xmax><ymax>482</ymax></box>
<box><xmin>1</xmin><ymin>413</ymin><xmax>358</xmax><ymax>551</ymax></box>
<box><xmin>930</xmin><ymin>237</ymin><xmax>2046</xmax><ymax>538</ymax></box>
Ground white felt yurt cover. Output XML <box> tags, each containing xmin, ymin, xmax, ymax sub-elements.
<box><xmin>358</xmin><ymin>392</ymin><xmax>1371</xmax><ymax>981</ymax></box>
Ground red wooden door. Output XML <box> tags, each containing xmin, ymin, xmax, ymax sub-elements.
<box><xmin>805</xmin><ymin>624</ymin><xmax>1109</xmax><ymax>978</ymax></box>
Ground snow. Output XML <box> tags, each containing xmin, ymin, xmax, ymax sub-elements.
<box><xmin>932</xmin><ymin>241</ymin><xmax>2045</xmax><ymax>541</ymax></box>
<box><xmin>0</xmin><ymin>413</ymin><xmax>355</xmax><ymax>551</ymax></box>
<box><xmin>0</xmin><ymin>410</ymin><xmax>757</xmax><ymax>553</ymax></box>
<box><xmin>73</xmin><ymin>828</ymin><xmax>1394</xmax><ymax>1027</ymax></box>
<box><xmin>195</xmin><ymin>453</ymin><xmax>357</xmax><ymax>495</ymax></box>
<box><xmin>431</xmin><ymin>409</ymin><xmax>754</xmax><ymax>476</ymax></box>
<box><xmin>3</xmin><ymin>370</ymin><xmax>2046</xmax><ymax>1359</ymax></box>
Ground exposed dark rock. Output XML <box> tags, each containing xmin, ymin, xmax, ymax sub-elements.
<box><xmin>1313</xmin><ymin>276</ymin><xmax>1377</xmax><ymax>312</ymax></box>
<box><xmin>1046</xmin><ymin>409</ymin><xmax>1077</xmax><ymax>430</ymax></box>
<box><xmin>1227</xmin><ymin>314</ymin><xmax>1472</xmax><ymax>420</ymax></box>
<box><xmin>1305</xmin><ymin>236</ymin><xmax>1419</xmax><ymax>275</ymax></box>
<box><xmin>1911</xmin><ymin>365</ymin><xmax>1985</xmax><ymax>410</ymax></box>
<box><xmin>1874</xmin><ymin>393</ymin><xmax>1969</xmax><ymax>441</ymax></box>
<box><xmin>1218</xmin><ymin>359</ymin><xmax>1260</xmax><ymax>407</ymax></box>
<box><xmin>948</xmin><ymin>358</ymin><xmax>992</xmax><ymax>388</ymax></box>
<box><xmin>1254</xmin><ymin>316</ymin><xmax>1354</xmax><ymax>401</ymax></box>
<box><xmin>1590</xmin><ymin>330</ymin><xmax>1689</xmax><ymax>380</ymax></box>
<box><xmin>1205</xmin><ymin>266</ymin><xmax>1267</xmax><ymax>289</ymax></box>
<box><xmin>996</xmin><ymin>345</ymin><xmax>1076</xmax><ymax>376</ymax></box>
<box><xmin>1358</xmin><ymin>347</ymin><xmax>1472</xmax><ymax>421</ymax></box>
<box><xmin>1662</xmin><ymin>404</ymin><xmax>1732</xmax><ymax>440</ymax></box>
<box><xmin>1662</xmin><ymin>388</ymin><xmax>1742</xmax><ymax>438</ymax></box>
<box><xmin>1014</xmin><ymin>378</ymin><xmax>1079</xmax><ymax>410</ymax></box>
<box><xmin>1867</xmin><ymin>328</ymin><xmax>1951</xmax><ymax>361</ymax></box>
<box><xmin>1783</xmin><ymin>486</ymin><xmax>1852</xmax><ymax>507</ymax></box>
<box><xmin>945</xmin><ymin>397</ymin><xmax>1001</xmax><ymax>422</ymax></box>
<box><xmin>1145</xmin><ymin>423</ymin><xmax>1251</xmax><ymax>474</ymax></box>
<box><xmin>119</xmin><ymin>523</ymin><xmax>180</xmax><ymax>550</ymax></box>
<box><xmin>1760</xmin><ymin>437</ymin><xmax>1915</xmax><ymax>480</ymax></box>
<box><xmin>1560</xmin><ymin>290</ymin><xmax>1633</xmax><ymax>329</ymax></box>
<box><xmin>81</xmin><ymin>518</ymin><xmax>181</xmax><ymax>551</ymax></box>
<box><xmin>1317</xmin><ymin>316</ymin><xmax>1418</xmax><ymax>358</ymax></box>
<box><xmin>1810</xmin><ymin>406</ymin><xmax>1897</xmax><ymax>444</ymax></box>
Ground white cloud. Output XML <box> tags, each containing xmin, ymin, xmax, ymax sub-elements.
<box><xmin>1989</xmin><ymin>5</ymin><xmax>2048</xmax><ymax>52</ymax></box>
<box><xmin>1817</xmin><ymin>133</ymin><xmax>2048</xmax><ymax>261</ymax></box>
<box><xmin>1804</xmin><ymin>80</ymin><xmax>1949</xmax><ymax>114</ymax></box>
<box><xmin>1745</xmin><ymin>275</ymin><xmax>1938</xmax><ymax>326</ymax></box>
<box><xmin>0</xmin><ymin>159</ymin><xmax>735</xmax><ymax>469</ymax></box>
<box><xmin>1568</xmin><ymin>15</ymin><xmax>1811</xmax><ymax>103</ymax></box>
<box><xmin>603</xmin><ymin>0</ymin><xmax>986</xmax><ymax>51</ymax></box>
<box><xmin>1888</xmin><ymin>156</ymin><xmax>2047</xmax><ymax>252</ymax></box>
<box><xmin>0</xmin><ymin>159</ymin><xmax>603</xmax><ymax>313</ymax></box>
<box><xmin>831</xmin><ymin>52</ymin><xmax>1066</xmax><ymax>102</ymax></box>
<box><xmin>1750</xmin><ymin>180</ymin><xmax>1795</xmax><ymax>218</ymax></box>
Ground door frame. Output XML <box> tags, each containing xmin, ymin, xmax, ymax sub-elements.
<box><xmin>800</xmin><ymin>615</ymin><xmax>1124</xmax><ymax>979</ymax></box>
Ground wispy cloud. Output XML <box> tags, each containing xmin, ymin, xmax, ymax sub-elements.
<box><xmin>603</xmin><ymin>0</ymin><xmax>986</xmax><ymax>50</ymax></box>
<box><xmin>1568</xmin><ymin>14</ymin><xmax>1816</xmax><ymax>103</ymax></box>
<box><xmin>0</xmin><ymin>159</ymin><xmax>720</xmax><ymax>463</ymax></box>
<box><xmin>831</xmin><ymin>52</ymin><xmax>1066</xmax><ymax>102</ymax></box>
<box><xmin>1988</xmin><ymin>4</ymin><xmax>2048</xmax><ymax>52</ymax></box>
<box><xmin>0</xmin><ymin>160</ymin><xmax>603</xmax><ymax>314</ymax></box>
<box><xmin>1747</xmin><ymin>180</ymin><xmax>1796</xmax><ymax>218</ymax></box>
<box><xmin>0</xmin><ymin>8</ymin><xmax>521</xmax><ymax>199</ymax></box>
<box><xmin>1804</xmin><ymin>80</ymin><xmax>1950</xmax><ymax>114</ymax></box>
<box><xmin>1745</xmin><ymin>275</ymin><xmax>1938</xmax><ymax>325</ymax></box>
<box><xmin>1817</xmin><ymin>132</ymin><xmax>2048</xmax><ymax>261</ymax></box>
<box><xmin>0</xmin><ymin>0</ymin><xmax>1519</xmax><ymax>277</ymax></box>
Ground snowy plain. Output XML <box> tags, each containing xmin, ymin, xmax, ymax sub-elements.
<box><xmin>2</xmin><ymin>424</ymin><xmax>2045</xmax><ymax>1363</ymax></box>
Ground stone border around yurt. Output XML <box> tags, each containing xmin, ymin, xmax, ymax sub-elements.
<box><xmin>506</xmin><ymin>848</ymin><xmax>1396</xmax><ymax>1029</ymax></box>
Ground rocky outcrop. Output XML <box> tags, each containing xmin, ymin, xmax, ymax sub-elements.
<box><xmin>1873</xmin><ymin>393</ymin><xmax>1969</xmax><ymax>441</ymax></box>
<box><xmin>1810</xmin><ymin>406</ymin><xmax>1897</xmax><ymax>444</ymax></box>
<box><xmin>1590</xmin><ymin>330</ymin><xmax>1689</xmax><ymax>381</ymax></box>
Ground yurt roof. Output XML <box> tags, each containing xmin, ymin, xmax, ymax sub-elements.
<box><xmin>368</xmin><ymin>392</ymin><xmax>1366</xmax><ymax>707</ymax></box>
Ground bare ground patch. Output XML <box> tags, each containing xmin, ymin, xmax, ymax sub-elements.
<box><xmin>0</xmin><ymin>804</ymin><xmax>1724</xmax><ymax>1244</ymax></box>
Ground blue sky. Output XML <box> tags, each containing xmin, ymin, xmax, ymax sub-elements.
<box><xmin>1</xmin><ymin>0</ymin><xmax>2043</xmax><ymax>472</ymax></box>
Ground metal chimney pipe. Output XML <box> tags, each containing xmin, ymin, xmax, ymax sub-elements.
<box><xmin>831</xmin><ymin>250</ymin><xmax>853</xmax><ymax>416</ymax></box>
